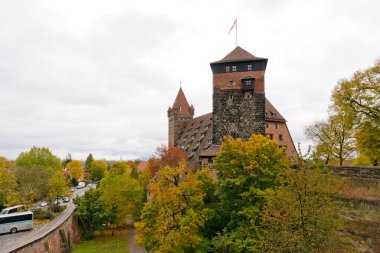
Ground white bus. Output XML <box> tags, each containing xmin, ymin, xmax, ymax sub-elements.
<box><xmin>0</xmin><ymin>211</ymin><xmax>33</xmax><ymax>234</ymax></box>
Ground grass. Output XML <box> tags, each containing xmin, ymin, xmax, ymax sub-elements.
<box><xmin>72</xmin><ymin>228</ymin><xmax>130</xmax><ymax>253</ymax></box>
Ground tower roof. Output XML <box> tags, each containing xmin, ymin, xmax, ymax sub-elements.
<box><xmin>171</xmin><ymin>87</ymin><xmax>193</xmax><ymax>116</ymax></box>
<box><xmin>211</xmin><ymin>46</ymin><xmax>267</xmax><ymax>64</ymax></box>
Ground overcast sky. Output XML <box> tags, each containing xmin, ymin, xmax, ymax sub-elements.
<box><xmin>1</xmin><ymin>0</ymin><xmax>379</xmax><ymax>161</ymax></box>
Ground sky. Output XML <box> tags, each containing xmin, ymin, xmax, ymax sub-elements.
<box><xmin>1</xmin><ymin>0</ymin><xmax>379</xmax><ymax>161</ymax></box>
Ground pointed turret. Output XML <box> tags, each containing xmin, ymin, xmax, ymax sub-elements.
<box><xmin>168</xmin><ymin>87</ymin><xmax>194</xmax><ymax>117</ymax></box>
<box><xmin>168</xmin><ymin>88</ymin><xmax>195</xmax><ymax>147</ymax></box>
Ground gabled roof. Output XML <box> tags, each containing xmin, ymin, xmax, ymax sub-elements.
<box><xmin>211</xmin><ymin>46</ymin><xmax>267</xmax><ymax>64</ymax></box>
<box><xmin>171</xmin><ymin>87</ymin><xmax>193</xmax><ymax>116</ymax></box>
<box><xmin>265</xmin><ymin>98</ymin><xmax>286</xmax><ymax>122</ymax></box>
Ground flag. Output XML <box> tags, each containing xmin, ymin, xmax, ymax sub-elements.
<box><xmin>228</xmin><ymin>17</ymin><xmax>237</xmax><ymax>35</ymax></box>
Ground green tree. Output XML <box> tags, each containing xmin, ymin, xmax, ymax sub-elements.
<box><xmin>332</xmin><ymin>59</ymin><xmax>380</xmax><ymax>165</ymax></box>
<box><xmin>15</xmin><ymin>147</ymin><xmax>62</xmax><ymax>201</ymax></box>
<box><xmin>74</xmin><ymin>188</ymin><xmax>110</xmax><ymax>240</ymax></box>
<box><xmin>85</xmin><ymin>153</ymin><xmax>94</xmax><ymax>171</ymax></box>
<box><xmin>211</xmin><ymin>134</ymin><xmax>289</xmax><ymax>252</ymax></box>
<box><xmin>87</xmin><ymin>159</ymin><xmax>107</xmax><ymax>181</ymax></box>
<box><xmin>305</xmin><ymin>113</ymin><xmax>356</xmax><ymax>165</ymax></box>
<box><xmin>135</xmin><ymin>165</ymin><xmax>213</xmax><ymax>253</ymax></box>
<box><xmin>99</xmin><ymin>172</ymin><xmax>144</xmax><ymax>224</ymax></box>
<box><xmin>258</xmin><ymin>153</ymin><xmax>347</xmax><ymax>252</ymax></box>
<box><xmin>109</xmin><ymin>161</ymin><xmax>131</xmax><ymax>175</ymax></box>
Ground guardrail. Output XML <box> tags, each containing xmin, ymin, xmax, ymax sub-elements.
<box><xmin>0</xmin><ymin>202</ymin><xmax>76</xmax><ymax>253</ymax></box>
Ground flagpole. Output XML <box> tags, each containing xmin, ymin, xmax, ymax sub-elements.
<box><xmin>235</xmin><ymin>17</ymin><xmax>238</xmax><ymax>46</ymax></box>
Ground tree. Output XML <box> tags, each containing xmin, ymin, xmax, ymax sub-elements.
<box><xmin>109</xmin><ymin>161</ymin><xmax>131</xmax><ymax>175</ymax></box>
<box><xmin>305</xmin><ymin>113</ymin><xmax>356</xmax><ymax>165</ymax></box>
<box><xmin>258</xmin><ymin>152</ymin><xmax>347</xmax><ymax>252</ymax></box>
<box><xmin>48</xmin><ymin>170</ymin><xmax>70</xmax><ymax>209</ymax></box>
<box><xmin>135</xmin><ymin>165</ymin><xmax>213</xmax><ymax>252</ymax></box>
<box><xmin>87</xmin><ymin>159</ymin><xmax>107</xmax><ymax>181</ymax></box>
<box><xmin>61</xmin><ymin>153</ymin><xmax>72</xmax><ymax>168</ymax></box>
<box><xmin>146</xmin><ymin>145</ymin><xmax>186</xmax><ymax>177</ymax></box>
<box><xmin>332</xmin><ymin>59</ymin><xmax>380</xmax><ymax>165</ymax></box>
<box><xmin>74</xmin><ymin>188</ymin><xmax>110</xmax><ymax>240</ymax></box>
<box><xmin>85</xmin><ymin>153</ymin><xmax>94</xmax><ymax>171</ymax></box>
<box><xmin>99</xmin><ymin>172</ymin><xmax>144</xmax><ymax>224</ymax></box>
<box><xmin>66</xmin><ymin>160</ymin><xmax>84</xmax><ymax>181</ymax></box>
<box><xmin>211</xmin><ymin>135</ymin><xmax>289</xmax><ymax>252</ymax></box>
<box><xmin>15</xmin><ymin>147</ymin><xmax>62</xmax><ymax>201</ymax></box>
<box><xmin>0</xmin><ymin>157</ymin><xmax>19</xmax><ymax>208</ymax></box>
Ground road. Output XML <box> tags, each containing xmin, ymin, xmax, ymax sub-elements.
<box><xmin>0</xmin><ymin>184</ymin><xmax>94</xmax><ymax>247</ymax></box>
<box><xmin>0</xmin><ymin>202</ymin><xmax>75</xmax><ymax>253</ymax></box>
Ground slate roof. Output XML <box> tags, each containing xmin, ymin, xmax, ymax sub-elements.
<box><xmin>265</xmin><ymin>98</ymin><xmax>286</xmax><ymax>122</ymax></box>
<box><xmin>211</xmin><ymin>46</ymin><xmax>267</xmax><ymax>64</ymax></box>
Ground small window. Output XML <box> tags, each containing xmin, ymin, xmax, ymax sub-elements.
<box><xmin>226</xmin><ymin>66</ymin><xmax>230</xmax><ymax>72</ymax></box>
<box><xmin>228</xmin><ymin>80</ymin><xmax>235</xmax><ymax>86</ymax></box>
<box><xmin>228</xmin><ymin>95</ymin><xmax>233</xmax><ymax>100</ymax></box>
<box><xmin>269</xmin><ymin>134</ymin><xmax>273</xmax><ymax>140</ymax></box>
<box><xmin>279</xmin><ymin>134</ymin><xmax>283</xmax><ymax>141</ymax></box>
<box><xmin>274</xmin><ymin>123</ymin><xmax>279</xmax><ymax>129</ymax></box>
<box><xmin>247</xmin><ymin>64</ymin><xmax>252</xmax><ymax>70</ymax></box>
<box><xmin>208</xmin><ymin>157</ymin><xmax>213</xmax><ymax>163</ymax></box>
<box><xmin>266</xmin><ymin>123</ymin><xmax>269</xmax><ymax>128</ymax></box>
<box><xmin>192</xmin><ymin>148</ymin><xmax>196</xmax><ymax>153</ymax></box>
<box><xmin>232</xmin><ymin>66</ymin><xmax>237</xmax><ymax>72</ymax></box>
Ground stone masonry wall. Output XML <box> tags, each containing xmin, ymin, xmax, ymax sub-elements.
<box><xmin>213</xmin><ymin>89</ymin><xmax>265</xmax><ymax>144</ymax></box>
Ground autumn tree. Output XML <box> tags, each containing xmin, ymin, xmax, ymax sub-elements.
<box><xmin>332</xmin><ymin>59</ymin><xmax>380</xmax><ymax>165</ymax></box>
<box><xmin>61</xmin><ymin>153</ymin><xmax>72</xmax><ymax>168</ymax></box>
<box><xmin>135</xmin><ymin>165</ymin><xmax>213</xmax><ymax>252</ymax></box>
<box><xmin>15</xmin><ymin>147</ymin><xmax>62</xmax><ymax>202</ymax></box>
<box><xmin>305</xmin><ymin>112</ymin><xmax>356</xmax><ymax>165</ymax></box>
<box><xmin>48</xmin><ymin>170</ymin><xmax>70</xmax><ymax>209</ymax></box>
<box><xmin>109</xmin><ymin>161</ymin><xmax>131</xmax><ymax>175</ymax></box>
<box><xmin>258</xmin><ymin>151</ymin><xmax>347</xmax><ymax>252</ymax></box>
<box><xmin>99</xmin><ymin>171</ymin><xmax>144</xmax><ymax>224</ymax></box>
<box><xmin>0</xmin><ymin>157</ymin><xmax>19</xmax><ymax>208</ymax></box>
<box><xmin>66</xmin><ymin>160</ymin><xmax>84</xmax><ymax>183</ymax></box>
<box><xmin>146</xmin><ymin>145</ymin><xmax>186</xmax><ymax>177</ymax></box>
<box><xmin>211</xmin><ymin>135</ymin><xmax>289</xmax><ymax>252</ymax></box>
<box><xmin>87</xmin><ymin>159</ymin><xmax>107</xmax><ymax>181</ymax></box>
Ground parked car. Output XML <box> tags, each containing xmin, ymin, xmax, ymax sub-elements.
<box><xmin>76</xmin><ymin>182</ymin><xmax>86</xmax><ymax>189</ymax></box>
<box><xmin>0</xmin><ymin>205</ymin><xmax>25</xmax><ymax>215</ymax></box>
<box><xmin>62</xmin><ymin>197</ymin><xmax>70</xmax><ymax>203</ymax></box>
<box><xmin>39</xmin><ymin>202</ymin><xmax>48</xmax><ymax>207</ymax></box>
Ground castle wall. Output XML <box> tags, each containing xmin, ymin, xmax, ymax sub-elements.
<box><xmin>212</xmin><ymin>89</ymin><xmax>265</xmax><ymax>144</ymax></box>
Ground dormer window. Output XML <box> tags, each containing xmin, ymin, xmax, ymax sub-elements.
<box><xmin>192</xmin><ymin>148</ymin><xmax>196</xmax><ymax>153</ymax></box>
<box><xmin>191</xmin><ymin>135</ymin><xmax>195</xmax><ymax>140</ymax></box>
<box><xmin>205</xmin><ymin>125</ymin><xmax>208</xmax><ymax>130</ymax></box>
<box><xmin>208</xmin><ymin>139</ymin><xmax>212</xmax><ymax>144</ymax></box>
<box><xmin>247</xmin><ymin>64</ymin><xmax>252</xmax><ymax>70</ymax></box>
<box><xmin>201</xmin><ymin>133</ymin><xmax>205</xmax><ymax>138</ymax></box>
<box><xmin>232</xmin><ymin>66</ymin><xmax>237</xmax><ymax>72</ymax></box>
<box><xmin>195</xmin><ymin>128</ymin><xmax>199</xmax><ymax>132</ymax></box>
<box><xmin>226</xmin><ymin>66</ymin><xmax>230</xmax><ymax>72</ymax></box>
<box><xmin>196</xmin><ymin>141</ymin><xmax>200</xmax><ymax>145</ymax></box>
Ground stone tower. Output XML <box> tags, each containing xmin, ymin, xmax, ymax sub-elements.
<box><xmin>167</xmin><ymin>87</ymin><xmax>194</xmax><ymax>147</ymax></box>
<box><xmin>210</xmin><ymin>46</ymin><xmax>267</xmax><ymax>144</ymax></box>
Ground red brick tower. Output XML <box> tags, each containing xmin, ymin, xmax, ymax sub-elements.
<box><xmin>167</xmin><ymin>88</ymin><xmax>194</xmax><ymax>147</ymax></box>
<box><xmin>210</xmin><ymin>46</ymin><xmax>268</xmax><ymax>144</ymax></box>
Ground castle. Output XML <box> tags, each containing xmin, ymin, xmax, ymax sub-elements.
<box><xmin>168</xmin><ymin>46</ymin><xmax>297</xmax><ymax>168</ymax></box>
